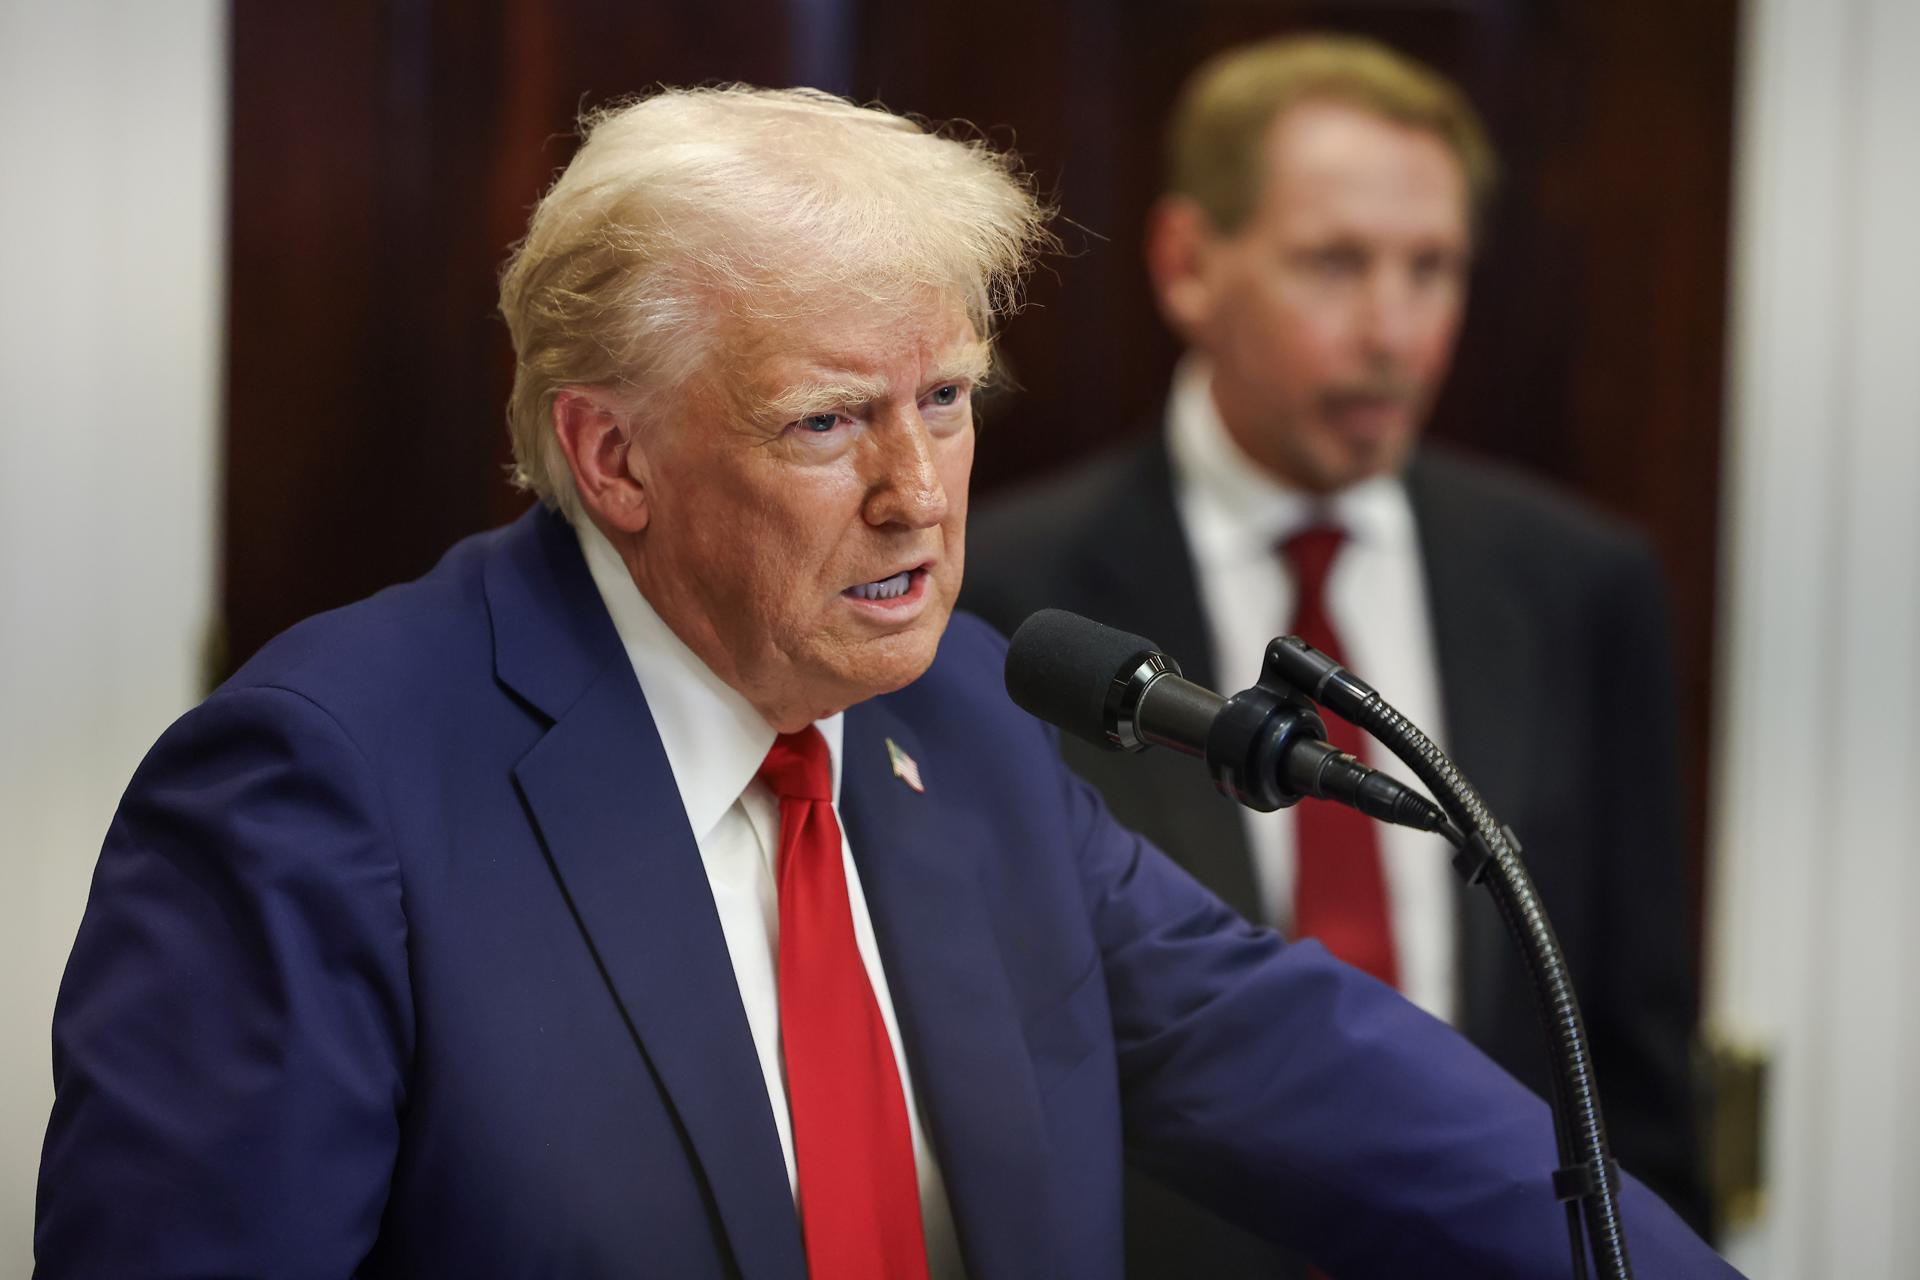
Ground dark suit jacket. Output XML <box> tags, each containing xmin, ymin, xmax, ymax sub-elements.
<box><xmin>37</xmin><ymin>505</ymin><xmax>1726</xmax><ymax>1278</ymax></box>
<box><xmin>963</xmin><ymin>435</ymin><xmax>1708</xmax><ymax>1271</ymax></box>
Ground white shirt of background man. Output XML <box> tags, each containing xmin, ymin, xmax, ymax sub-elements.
<box><xmin>1167</xmin><ymin>354</ymin><xmax>1458</xmax><ymax>1024</ymax></box>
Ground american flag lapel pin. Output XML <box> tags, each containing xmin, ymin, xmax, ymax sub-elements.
<box><xmin>885</xmin><ymin>738</ymin><xmax>925</xmax><ymax>793</ymax></box>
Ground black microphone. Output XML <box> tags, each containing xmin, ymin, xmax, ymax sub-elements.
<box><xmin>1005</xmin><ymin>609</ymin><xmax>1450</xmax><ymax>833</ymax></box>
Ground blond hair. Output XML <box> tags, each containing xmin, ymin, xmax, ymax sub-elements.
<box><xmin>498</xmin><ymin>85</ymin><xmax>1054</xmax><ymax>520</ymax></box>
<box><xmin>1167</xmin><ymin>34</ymin><xmax>1497</xmax><ymax>233</ymax></box>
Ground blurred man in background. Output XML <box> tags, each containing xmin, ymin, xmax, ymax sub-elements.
<box><xmin>965</xmin><ymin>34</ymin><xmax>1708</xmax><ymax>1276</ymax></box>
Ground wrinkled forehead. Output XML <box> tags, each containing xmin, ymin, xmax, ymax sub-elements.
<box><xmin>706</xmin><ymin>288</ymin><xmax>990</xmax><ymax>416</ymax></box>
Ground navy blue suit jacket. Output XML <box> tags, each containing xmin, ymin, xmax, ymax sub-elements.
<box><xmin>37</xmin><ymin>507</ymin><xmax>1732</xmax><ymax>1278</ymax></box>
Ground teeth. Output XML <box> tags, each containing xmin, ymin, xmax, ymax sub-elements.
<box><xmin>850</xmin><ymin>570</ymin><xmax>912</xmax><ymax>601</ymax></box>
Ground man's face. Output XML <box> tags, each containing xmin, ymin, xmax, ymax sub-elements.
<box><xmin>1177</xmin><ymin>99</ymin><xmax>1471</xmax><ymax>492</ymax></box>
<box><xmin>627</xmin><ymin>297</ymin><xmax>986</xmax><ymax>730</ymax></box>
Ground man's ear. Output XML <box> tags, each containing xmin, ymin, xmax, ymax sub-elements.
<box><xmin>551</xmin><ymin>388</ymin><xmax>650</xmax><ymax>534</ymax></box>
<box><xmin>1144</xmin><ymin>195</ymin><xmax>1221</xmax><ymax>346</ymax></box>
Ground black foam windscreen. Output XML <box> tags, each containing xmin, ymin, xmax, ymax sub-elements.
<box><xmin>1004</xmin><ymin>608</ymin><xmax>1163</xmax><ymax>749</ymax></box>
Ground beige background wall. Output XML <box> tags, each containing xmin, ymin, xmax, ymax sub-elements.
<box><xmin>0</xmin><ymin>1</ymin><xmax>225</xmax><ymax>1272</ymax></box>
<box><xmin>1710</xmin><ymin>0</ymin><xmax>1920</xmax><ymax>1275</ymax></box>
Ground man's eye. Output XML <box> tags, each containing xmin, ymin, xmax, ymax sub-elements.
<box><xmin>1411</xmin><ymin>252</ymin><xmax>1463</xmax><ymax>286</ymax></box>
<box><xmin>1306</xmin><ymin>248</ymin><xmax>1364</xmax><ymax>275</ymax></box>
<box><xmin>798</xmin><ymin>413</ymin><xmax>839</xmax><ymax>433</ymax></box>
<box><xmin>929</xmin><ymin>384</ymin><xmax>961</xmax><ymax>407</ymax></box>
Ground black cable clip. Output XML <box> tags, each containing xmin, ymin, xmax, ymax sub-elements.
<box><xmin>1448</xmin><ymin>824</ymin><xmax>1524</xmax><ymax>886</ymax></box>
<box><xmin>1552</xmin><ymin>1156</ymin><xmax>1621</xmax><ymax>1203</ymax></box>
<box><xmin>1450</xmin><ymin>831</ymin><xmax>1497</xmax><ymax>886</ymax></box>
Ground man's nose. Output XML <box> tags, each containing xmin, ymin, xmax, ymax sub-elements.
<box><xmin>1355</xmin><ymin>268</ymin><xmax>1423</xmax><ymax>360</ymax></box>
<box><xmin>862</xmin><ymin>412</ymin><xmax>950</xmax><ymax>529</ymax></box>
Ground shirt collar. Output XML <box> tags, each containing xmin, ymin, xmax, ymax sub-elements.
<box><xmin>575</xmin><ymin>519</ymin><xmax>845</xmax><ymax>842</ymax></box>
<box><xmin>1165</xmin><ymin>353</ymin><xmax>1418</xmax><ymax>564</ymax></box>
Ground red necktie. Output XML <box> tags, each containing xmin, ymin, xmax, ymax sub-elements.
<box><xmin>758</xmin><ymin>728</ymin><xmax>931</xmax><ymax>1280</ymax></box>
<box><xmin>1279</xmin><ymin>526</ymin><xmax>1400</xmax><ymax>989</ymax></box>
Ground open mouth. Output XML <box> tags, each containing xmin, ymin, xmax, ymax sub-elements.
<box><xmin>843</xmin><ymin>565</ymin><xmax>930</xmax><ymax>607</ymax></box>
<box><xmin>1326</xmin><ymin>390</ymin><xmax>1407</xmax><ymax>414</ymax></box>
<box><xmin>848</xmin><ymin>570</ymin><xmax>915</xmax><ymax>601</ymax></box>
<box><xmin>1325</xmin><ymin>385</ymin><xmax>1413</xmax><ymax>419</ymax></box>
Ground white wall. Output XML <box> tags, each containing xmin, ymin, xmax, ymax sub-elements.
<box><xmin>0</xmin><ymin>0</ymin><xmax>226</xmax><ymax>1271</ymax></box>
<box><xmin>1710</xmin><ymin>0</ymin><xmax>1920</xmax><ymax>1276</ymax></box>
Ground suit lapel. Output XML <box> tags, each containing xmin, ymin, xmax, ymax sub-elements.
<box><xmin>838</xmin><ymin>700</ymin><xmax>1052</xmax><ymax>1278</ymax></box>
<box><xmin>487</xmin><ymin>510</ymin><xmax>805</xmax><ymax>1280</ymax></box>
<box><xmin>1069</xmin><ymin>436</ymin><xmax>1263</xmax><ymax>918</ymax></box>
<box><xmin>1406</xmin><ymin>453</ymin><xmax>1543</xmax><ymax>1039</ymax></box>
<box><xmin>1073</xmin><ymin>435</ymin><xmax>1220</xmax><ymax>689</ymax></box>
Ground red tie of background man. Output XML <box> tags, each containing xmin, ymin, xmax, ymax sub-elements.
<box><xmin>758</xmin><ymin>727</ymin><xmax>931</xmax><ymax>1280</ymax></box>
<box><xmin>1279</xmin><ymin>526</ymin><xmax>1400</xmax><ymax>989</ymax></box>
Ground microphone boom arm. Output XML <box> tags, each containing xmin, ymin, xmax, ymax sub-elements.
<box><xmin>1266</xmin><ymin>636</ymin><xmax>1631</xmax><ymax>1280</ymax></box>
<box><xmin>1002</xmin><ymin>608</ymin><xmax>1631</xmax><ymax>1279</ymax></box>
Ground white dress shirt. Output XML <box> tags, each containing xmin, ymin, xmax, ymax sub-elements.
<box><xmin>1166</xmin><ymin>355</ymin><xmax>1458</xmax><ymax>1023</ymax></box>
<box><xmin>577</xmin><ymin>521</ymin><xmax>965</xmax><ymax>1279</ymax></box>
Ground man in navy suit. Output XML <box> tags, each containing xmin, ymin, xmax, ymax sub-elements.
<box><xmin>36</xmin><ymin>85</ymin><xmax>1732</xmax><ymax>1278</ymax></box>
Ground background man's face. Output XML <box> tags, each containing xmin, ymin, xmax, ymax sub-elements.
<box><xmin>631</xmin><ymin>297</ymin><xmax>986</xmax><ymax>730</ymax></box>
<box><xmin>1189</xmin><ymin>99</ymin><xmax>1471</xmax><ymax>492</ymax></box>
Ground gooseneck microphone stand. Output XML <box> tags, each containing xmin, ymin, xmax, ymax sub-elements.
<box><xmin>1261</xmin><ymin>636</ymin><xmax>1630</xmax><ymax>1280</ymax></box>
<box><xmin>1002</xmin><ymin>607</ymin><xmax>1634</xmax><ymax>1278</ymax></box>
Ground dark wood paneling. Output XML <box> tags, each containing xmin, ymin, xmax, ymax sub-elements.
<box><xmin>851</xmin><ymin>0</ymin><xmax>1738</xmax><ymax>923</ymax></box>
<box><xmin>224</xmin><ymin>0</ymin><xmax>794</xmax><ymax>668</ymax></box>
